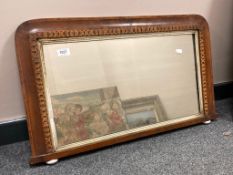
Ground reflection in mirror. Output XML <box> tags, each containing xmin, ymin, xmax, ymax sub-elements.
<box><xmin>40</xmin><ymin>31</ymin><xmax>203</xmax><ymax>149</ymax></box>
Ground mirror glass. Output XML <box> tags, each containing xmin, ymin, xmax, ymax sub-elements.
<box><xmin>40</xmin><ymin>31</ymin><xmax>203</xmax><ymax>149</ymax></box>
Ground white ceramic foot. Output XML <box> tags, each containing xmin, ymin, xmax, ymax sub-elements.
<box><xmin>203</xmin><ymin>120</ymin><xmax>211</xmax><ymax>124</ymax></box>
<box><xmin>46</xmin><ymin>159</ymin><xmax>58</xmax><ymax>165</ymax></box>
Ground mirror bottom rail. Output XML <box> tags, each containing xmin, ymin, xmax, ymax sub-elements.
<box><xmin>29</xmin><ymin>115</ymin><xmax>214</xmax><ymax>165</ymax></box>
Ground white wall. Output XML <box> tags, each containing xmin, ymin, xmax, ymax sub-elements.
<box><xmin>0</xmin><ymin>0</ymin><xmax>233</xmax><ymax>122</ymax></box>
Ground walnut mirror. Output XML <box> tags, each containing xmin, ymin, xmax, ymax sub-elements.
<box><xmin>15</xmin><ymin>15</ymin><xmax>216</xmax><ymax>164</ymax></box>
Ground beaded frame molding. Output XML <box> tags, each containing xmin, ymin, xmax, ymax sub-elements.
<box><xmin>15</xmin><ymin>15</ymin><xmax>216</xmax><ymax>165</ymax></box>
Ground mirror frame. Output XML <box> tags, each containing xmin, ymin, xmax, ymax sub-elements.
<box><xmin>15</xmin><ymin>15</ymin><xmax>216</xmax><ymax>164</ymax></box>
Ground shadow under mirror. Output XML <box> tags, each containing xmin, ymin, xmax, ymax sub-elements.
<box><xmin>39</xmin><ymin>31</ymin><xmax>203</xmax><ymax>150</ymax></box>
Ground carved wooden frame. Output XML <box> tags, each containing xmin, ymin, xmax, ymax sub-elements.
<box><xmin>15</xmin><ymin>15</ymin><xmax>216</xmax><ymax>164</ymax></box>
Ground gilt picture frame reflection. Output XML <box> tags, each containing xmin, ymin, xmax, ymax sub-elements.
<box><xmin>122</xmin><ymin>96</ymin><xmax>167</xmax><ymax>129</ymax></box>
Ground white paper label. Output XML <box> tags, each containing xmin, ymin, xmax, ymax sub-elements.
<box><xmin>175</xmin><ymin>49</ymin><xmax>183</xmax><ymax>54</ymax></box>
<box><xmin>57</xmin><ymin>48</ymin><xmax>71</xmax><ymax>56</ymax></box>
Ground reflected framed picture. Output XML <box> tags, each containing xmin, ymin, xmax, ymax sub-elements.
<box><xmin>122</xmin><ymin>95</ymin><xmax>167</xmax><ymax>129</ymax></box>
<box><xmin>15</xmin><ymin>15</ymin><xmax>216</xmax><ymax>164</ymax></box>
